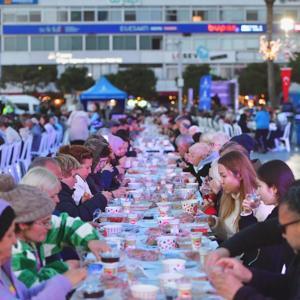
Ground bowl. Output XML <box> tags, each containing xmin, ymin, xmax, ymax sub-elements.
<box><xmin>162</xmin><ymin>258</ymin><xmax>186</xmax><ymax>273</ymax></box>
<box><xmin>105</xmin><ymin>206</ymin><xmax>122</xmax><ymax>214</ymax></box>
<box><xmin>130</xmin><ymin>284</ymin><xmax>159</xmax><ymax>300</ymax></box>
<box><xmin>181</xmin><ymin>199</ymin><xmax>199</xmax><ymax>215</ymax></box>
<box><xmin>156</xmin><ymin>235</ymin><xmax>177</xmax><ymax>252</ymax></box>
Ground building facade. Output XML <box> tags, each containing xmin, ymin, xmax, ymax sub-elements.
<box><xmin>0</xmin><ymin>0</ymin><xmax>300</xmax><ymax>94</ymax></box>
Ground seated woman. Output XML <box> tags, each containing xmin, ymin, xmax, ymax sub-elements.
<box><xmin>0</xmin><ymin>177</ymin><xmax>108</xmax><ymax>288</ymax></box>
<box><xmin>54</xmin><ymin>154</ymin><xmax>107</xmax><ymax>221</ymax></box>
<box><xmin>208</xmin><ymin>151</ymin><xmax>257</xmax><ymax>241</ymax></box>
<box><xmin>84</xmin><ymin>138</ymin><xmax>126</xmax><ymax>197</ymax></box>
<box><xmin>0</xmin><ymin>198</ymin><xmax>87</xmax><ymax>299</ymax></box>
<box><xmin>20</xmin><ymin>167</ymin><xmax>109</xmax><ymax>271</ymax></box>
<box><xmin>239</xmin><ymin>160</ymin><xmax>295</xmax><ymax>272</ymax></box>
<box><xmin>58</xmin><ymin>145</ymin><xmax>112</xmax><ymax>204</ymax></box>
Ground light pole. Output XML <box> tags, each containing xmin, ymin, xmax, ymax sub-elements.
<box><xmin>265</xmin><ymin>0</ymin><xmax>276</xmax><ymax>108</ymax></box>
<box><xmin>176</xmin><ymin>40</ymin><xmax>184</xmax><ymax>114</ymax></box>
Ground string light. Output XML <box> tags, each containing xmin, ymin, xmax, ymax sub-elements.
<box><xmin>259</xmin><ymin>35</ymin><xmax>281</xmax><ymax>61</ymax></box>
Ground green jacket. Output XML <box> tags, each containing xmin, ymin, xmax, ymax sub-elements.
<box><xmin>12</xmin><ymin>213</ymin><xmax>99</xmax><ymax>287</ymax></box>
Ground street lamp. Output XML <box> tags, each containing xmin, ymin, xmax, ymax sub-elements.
<box><xmin>280</xmin><ymin>17</ymin><xmax>295</xmax><ymax>37</ymax></box>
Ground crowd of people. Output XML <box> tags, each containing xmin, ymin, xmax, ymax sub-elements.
<box><xmin>0</xmin><ymin>102</ymin><xmax>298</xmax><ymax>299</ymax></box>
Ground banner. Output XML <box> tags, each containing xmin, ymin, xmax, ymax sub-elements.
<box><xmin>0</xmin><ymin>0</ymin><xmax>38</xmax><ymax>3</ymax></box>
<box><xmin>199</xmin><ymin>75</ymin><xmax>212</xmax><ymax>111</ymax></box>
<box><xmin>281</xmin><ymin>67</ymin><xmax>292</xmax><ymax>103</ymax></box>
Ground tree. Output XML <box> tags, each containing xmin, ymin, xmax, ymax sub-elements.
<box><xmin>1</xmin><ymin>65</ymin><xmax>57</xmax><ymax>91</ymax></box>
<box><xmin>58</xmin><ymin>66</ymin><xmax>94</xmax><ymax>93</ymax></box>
<box><xmin>183</xmin><ymin>64</ymin><xmax>223</xmax><ymax>96</ymax></box>
<box><xmin>238</xmin><ymin>63</ymin><xmax>281</xmax><ymax>97</ymax></box>
<box><xmin>107</xmin><ymin>66</ymin><xmax>157</xmax><ymax>99</ymax></box>
<box><xmin>289</xmin><ymin>52</ymin><xmax>300</xmax><ymax>84</ymax></box>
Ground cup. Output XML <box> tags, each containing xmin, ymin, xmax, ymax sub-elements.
<box><xmin>162</xmin><ymin>259</ymin><xmax>186</xmax><ymax>273</ymax></box>
<box><xmin>158</xmin><ymin>272</ymin><xmax>184</xmax><ymax>290</ymax></box>
<box><xmin>199</xmin><ymin>246</ymin><xmax>210</xmax><ymax>266</ymax></box>
<box><xmin>101</xmin><ymin>252</ymin><xmax>120</xmax><ymax>277</ymax></box>
<box><xmin>158</xmin><ymin>216</ymin><xmax>174</xmax><ymax>226</ymax></box>
<box><xmin>178</xmin><ymin>282</ymin><xmax>192</xmax><ymax>299</ymax></box>
<box><xmin>169</xmin><ymin>219</ymin><xmax>180</xmax><ymax>235</ymax></box>
<box><xmin>128</xmin><ymin>213</ymin><xmax>138</xmax><ymax>225</ymax></box>
<box><xmin>122</xmin><ymin>201</ymin><xmax>131</xmax><ymax>213</ymax></box>
<box><xmin>130</xmin><ymin>284</ymin><xmax>159</xmax><ymax>300</ymax></box>
<box><xmin>157</xmin><ymin>203</ymin><xmax>170</xmax><ymax>217</ymax></box>
<box><xmin>190</xmin><ymin>233</ymin><xmax>202</xmax><ymax>251</ymax></box>
<box><xmin>103</xmin><ymin>224</ymin><xmax>122</xmax><ymax>237</ymax></box>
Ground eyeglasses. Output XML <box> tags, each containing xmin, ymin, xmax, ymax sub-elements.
<box><xmin>278</xmin><ymin>219</ymin><xmax>300</xmax><ymax>234</ymax></box>
<box><xmin>34</xmin><ymin>219</ymin><xmax>52</xmax><ymax>228</ymax></box>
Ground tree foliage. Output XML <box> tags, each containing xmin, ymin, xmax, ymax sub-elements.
<box><xmin>58</xmin><ymin>66</ymin><xmax>94</xmax><ymax>93</ymax></box>
<box><xmin>107</xmin><ymin>66</ymin><xmax>157</xmax><ymax>99</ymax></box>
<box><xmin>183</xmin><ymin>64</ymin><xmax>223</xmax><ymax>96</ymax></box>
<box><xmin>1</xmin><ymin>65</ymin><xmax>57</xmax><ymax>88</ymax></box>
<box><xmin>238</xmin><ymin>63</ymin><xmax>281</xmax><ymax>96</ymax></box>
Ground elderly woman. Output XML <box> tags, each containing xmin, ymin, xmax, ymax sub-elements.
<box><xmin>0</xmin><ymin>175</ymin><xmax>108</xmax><ymax>288</ymax></box>
<box><xmin>0</xmin><ymin>198</ymin><xmax>87</xmax><ymax>299</ymax></box>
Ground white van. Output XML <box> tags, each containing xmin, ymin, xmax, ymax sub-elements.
<box><xmin>0</xmin><ymin>95</ymin><xmax>40</xmax><ymax>114</ymax></box>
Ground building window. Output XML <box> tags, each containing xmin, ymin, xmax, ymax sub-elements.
<box><xmin>16</xmin><ymin>12</ymin><xmax>28</xmax><ymax>22</ymax></box>
<box><xmin>71</xmin><ymin>11</ymin><xmax>82</xmax><ymax>22</ymax></box>
<box><xmin>246</xmin><ymin>10</ymin><xmax>258</xmax><ymax>21</ymax></box>
<box><xmin>192</xmin><ymin>10</ymin><xmax>207</xmax><ymax>22</ymax></box>
<box><xmin>4</xmin><ymin>36</ymin><xmax>28</xmax><ymax>51</ymax></box>
<box><xmin>140</xmin><ymin>36</ymin><xmax>162</xmax><ymax>50</ymax></box>
<box><xmin>57</xmin><ymin>11</ymin><xmax>68</xmax><ymax>22</ymax></box>
<box><xmin>31</xmin><ymin>36</ymin><xmax>54</xmax><ymax>51</ymax></box>
<box><xmin>166</xmin><ymin>10</ymin><xmax>177</xmax><ymax>21</ymax></box>
<box><xmin>29</xmin><ymin>11</ymin><xmax>41</xmax><ymax>22</ymax></box>
<box><xmin>113</xmin><ymin>36</ymin><xmax>136</xmax><ymax>50</ymax></box>
<box><xmin>3</xmin><ymin>13</ymin><xmax>15</xmax><ymax>22</ymax></box>
<box><xmin>84</xmin><ymin>11</ymin><xmax>95</xmax><ymax>21</ymax></box>
<box><xmin>125</xmin><ymin>10</ymin><xmax>136</xmax><ymax>21</ymax></box>
<box><xmin>86</xmin><ymin>36</ymin><xmax>109</xmax><ymax>50</ymax></box>
<box><xmin>98</xmin><ymin>10</ymin><xmax>109</xmax><ymax>21</ymax></box>
<box><xmin>136</xmin><ymin>8</ymin><xmax>162</xmax><ymax>21</ymax></box>
<box><xmin>59</xmin><ymin>36</ymin><xmax>83</xmax><ymax>51</ymax></box>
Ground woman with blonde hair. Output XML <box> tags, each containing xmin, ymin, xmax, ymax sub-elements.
<box><xmin>209</xmin><ymin>151</ymin><xmax>257</xmax><ymax>241</ymax></box>
<box><xmin>21</xmin><ymin>167</ymin><xmax>61</xmax><ymax>205</ymax></box>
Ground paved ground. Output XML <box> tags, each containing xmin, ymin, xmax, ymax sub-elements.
<box><xmin>252</xmin><ymin>147</ymin><xmax>300</xmax><ymax>178</ymax></box>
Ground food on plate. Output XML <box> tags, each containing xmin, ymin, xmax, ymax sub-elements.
<box><xmin>146</xmin><ymin>235</ymin><xmax>157</xmax><ymax>246</ymax></box>
<box><xmin>127</xmin><ymin>249</ymin><xmax>159</xmax><ymax>261</ymax></box>
<box><xmin>184</xmin><ymin>251</ymin><xmax>200</xmax><ymax>261</ymax></box>
<box><xmin>179</xmin><ymin>213</ymin><xmax>195</xmax><ymax>223</ymax></box>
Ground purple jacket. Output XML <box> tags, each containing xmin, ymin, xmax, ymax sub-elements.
<box><xmin>0</xmin><ymin>260</ymin><xmax>72</xmax><ymax>300</ymax></box>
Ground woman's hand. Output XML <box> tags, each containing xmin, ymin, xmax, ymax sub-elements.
<box><xmin>204</xmin><ymin>247</ymin><xmax>230</xmax><ymax>271</ymax></box>
<box><xmin>216</xmin><ymin>258</ymin><xmax>253</xmax><ymax>283</ymax></box>
<box><xmin>209</xmin><ymin>267</ymin><xmax>243</xmax><ymax>300</ymax></box>
<box><xmin>102</xmin><ymin>163</ymin><xmax>113</xmax><ymax>172</ymax></box>
<box><xmin>87</xmin><ymin>240</ymin><xmax>111</xmax><ymax>260</ymax></box>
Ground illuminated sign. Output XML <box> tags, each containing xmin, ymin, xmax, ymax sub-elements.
<box><xmin>0</xmin><ymin>0</ymin><xmax>38</xmax><ymax>4</ymax></box>
<box><xmin>3</xmin><ymin>23</ymin><xmax>266</xmax><ymax>35</ymax></box>
<box><xmin>48</xmin><ymin>52</ymin><xmax>123</xmax><ymax>64</ymax></box>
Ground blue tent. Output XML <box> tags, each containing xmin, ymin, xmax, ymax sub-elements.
<box><xmin>80</xmin><ymin>76</ymin><xmax>127</xmax><ymax>102</ymax></box>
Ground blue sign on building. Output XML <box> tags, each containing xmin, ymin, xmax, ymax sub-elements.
<box><xmin>199</xmin><ymin>75</ymin><xmax>212</xmax><ymax>111</ymax></box>
<box><xmin>0</xmin><ymin>0</ymin><xmax>38</xmax><ymax>4</ymax></box>
<box><xmin>3</xmin><ymin>23</ymin><xmax>266</xmax><ymax>35</ymax></box>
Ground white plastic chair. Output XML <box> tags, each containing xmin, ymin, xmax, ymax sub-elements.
<box><xmin>277</xmin><ymin>122</ymin><xmax>291</xmax><ymax>152</ymax></box>
<box><xmin>0</xmin><ymin>143</ymin><xmax>14</xmax><ymax>175</ymax></box>
<box><xmin>9</xmin><ymin>141</ymin><xmax>22</xmax><ymax>182</ymax></box>
<box><xmin>19</xmin><ymin>135</ymin><xmax>33</xmax><ymax>175</ymax></box>
<box><xmin>32</xmin><ymin>132</ymin><xmax>49</xmax><ymax>157</ymax></box>
<box><xmin>233</xmin><ymin>124</ymin><xmax>242</xmax><ymax>136</ymax></box>
<box><xmin>222</xmin><ymin>123</ymin><xmax>234</xmax><ymax>138</ymax></box>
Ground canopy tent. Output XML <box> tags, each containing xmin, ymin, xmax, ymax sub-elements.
<box><xmin>80</xmin><ymin>76</ymin><xmax>127</xmax><ymax>101</ymax></box>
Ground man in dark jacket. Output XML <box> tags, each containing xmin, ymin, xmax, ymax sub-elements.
<box><xmin>207</xmin><ymin>181</ymin><xmax>300</xmax><ymax>300</ymax></box>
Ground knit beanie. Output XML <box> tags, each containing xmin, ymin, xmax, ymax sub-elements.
<box><xmin>0</xmin><ymin>175</ymin><xmax>54</xmax><ymax>223</ymax></box>
<box><xmin>0</xmin><ymin>199</ymin><xmax>15</xmax><ymax>240</ymax></box>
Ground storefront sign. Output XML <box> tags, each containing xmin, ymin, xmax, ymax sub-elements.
<box><xmin>0</xmin><ymin>0</ymin><xmax>38</xmax><ymax>4</ymax></box>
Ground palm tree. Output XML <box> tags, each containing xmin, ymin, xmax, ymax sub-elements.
<box><xmin>265</xmin><ymin>0</ymin><xmax>277</xmax><ymax>108</ymax></box>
